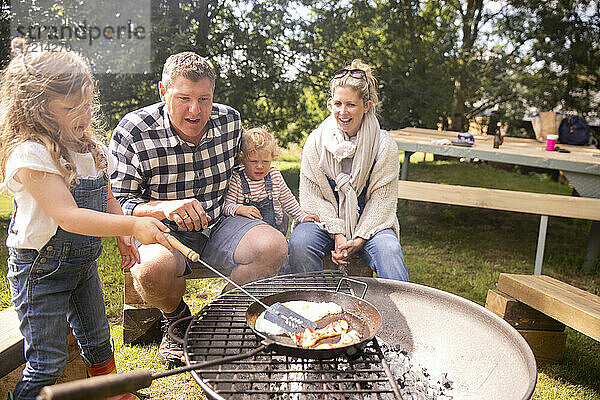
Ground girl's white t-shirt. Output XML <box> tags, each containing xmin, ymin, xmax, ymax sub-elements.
<box><xmin>3</xmin><ymin>141</ymin><xmax>116</xmax><ymax>250</ymax></box>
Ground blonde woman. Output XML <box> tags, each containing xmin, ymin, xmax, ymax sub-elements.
<box><xmin>285</xmin><ymin>60</ymin><xmax>408</xmax><ymax>281</ymax></box>
<box><xmin>0</xmin><ymin>39</ymin><xmax>170</xmax><ymax>400</ymax></box>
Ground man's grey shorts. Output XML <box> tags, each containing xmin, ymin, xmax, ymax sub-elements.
<box><xmin>169</xmin><ymin>215</ymin><xmax>266</xmax><ymax>276</ymax></box>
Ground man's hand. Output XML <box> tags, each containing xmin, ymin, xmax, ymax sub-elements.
<box><xmin>157</xmin><ymin>199</ymin><xmax>210</xmax><ymax>231</ymax></box>
<box><xmin>235</xmin><ymin>205</ymin><xmax>262</xmax><ymax>220</ymax></box>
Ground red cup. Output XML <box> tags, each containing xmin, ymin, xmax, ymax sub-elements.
<box><xmin>546</xmin><ymin>134</ymin><xmax>558</xmax><ymax>151</ymax></box>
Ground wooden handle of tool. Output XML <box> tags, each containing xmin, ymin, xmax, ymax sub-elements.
<box><xmin>166</xmin><ymin>234</ymin><xmax>200</xmax><ymax>262</ymax></box>
<box><xmin>37</xmin><ymin>369</ymin><xmax>153</xmax><ymax>400</ymax></box>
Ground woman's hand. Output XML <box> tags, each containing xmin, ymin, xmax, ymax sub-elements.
<box><xmin>337</xmin><ymin>237</ymin><xmax>366</xmax><ymax>258</ymax></box>
<box><xmin>331</xmin><ymin>235</ymin><xmax>366</xmax><ymax>266</ymax></box>
<box><xmin>331</xmin><ymin>234</ymin><xmax>349</xmax><ymax>266</ymax></box>
<box><xmin>117</xmin><ymin>235</ymin><xmax>140</xmax><ymax>271</ymax></box>
<box><xmin>303</xmin><ymin>213</ymin><xmax>320</xmax><ymax>223</ymax></box>
<box><xmin>235</xmin><ymin>205</ymin><xmax>263</xmax><ymax>219</ymax></box>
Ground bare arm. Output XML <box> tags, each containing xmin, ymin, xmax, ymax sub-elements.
<box><xmin>17</xmin><ymin>168</ymin><xmax>171</xmax><ymax>248</ymax></box>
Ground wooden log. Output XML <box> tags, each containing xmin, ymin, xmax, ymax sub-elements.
<box><xmin>485</xmin><ymin>289</ymin><xmax>565</xmax><ymax>331</ymax></box>
<box><xmin>322</xmin><ymin>254</ymin><xmax>374</xmax><ymax>277</ymax></box>
<box><xmin>122</xmin><ymin>304</ymin><xmax>163</xmax><ymax>345</ymax></box>
<box><xmin>517</xmin><ymin>330</ymin><xmax>567</xmax><ymax>363</ymax></box>
<box><xmin>123</xmin><ymin>272</ymin><xmax>144</xmax><ymax>306</ymax></box>
<box><xmin>497</xmin><ymin>274</ymin><xmax>600</xmax><ymax>341</ymax></box>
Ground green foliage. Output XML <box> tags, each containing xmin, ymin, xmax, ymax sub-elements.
<box><xmin>290</xmin><ymin>0</ymin><xmax>543</xmax><ymax>133</ymax></box>
<box><xmin>0</xmin><ymin>0</ymin><xmax>10</xmax><ymax>70</ymax></box>
<box><xmin>96</xmin><ymin>0</ymin><xmax>309</xmax><ymax>145</ymax></box>
<box><xmin>497</xmin><ymin>0</ymin><xmax>600</xmax><ymax>122</ymax></box>
<box><xmin>2</xmin><ymin>0</ymin><xmax>599</xmax><ymax>142</ymax></box>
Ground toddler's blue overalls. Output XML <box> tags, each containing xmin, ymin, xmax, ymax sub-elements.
<box><xmin>6</xmin><ymin>172</ymin><xmax>113</xmax><ymax>400</ymax></box>
<box><xmin>238</xmin><ymin>170</ymin><xmax>288</xmax><ymax>235</ymax></box>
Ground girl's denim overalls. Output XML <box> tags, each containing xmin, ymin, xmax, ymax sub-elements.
<box><xmin>7</xmin><ymin>173</ymin><xmax>113</xmax><ymax>400</ymax></box>
<box><xmin>238</xmin><ymin>170</ymin><xmax>288</xmax><ymax>235</ymax></box>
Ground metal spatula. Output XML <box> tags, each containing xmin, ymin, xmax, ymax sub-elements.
<box><xmin>166</xmin><ymin>235</ymin><xmax>316</xmax><ymax>333</ymax></box>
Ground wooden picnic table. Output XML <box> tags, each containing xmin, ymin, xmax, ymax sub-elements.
<box><xmin>389</xmin><ymin>127</ymin><xmax>600</xmax><ymax>273</ymax></box>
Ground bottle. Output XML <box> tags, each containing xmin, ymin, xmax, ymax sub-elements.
<box><xmin>493</xmin><ymin>131</ymin><xmax>501</xmax><ymax>149</ymax></box>
<box><xmin>493</xmin><ymin>122</ymin><xmax>502</xmax><ymax>149</ymax></box>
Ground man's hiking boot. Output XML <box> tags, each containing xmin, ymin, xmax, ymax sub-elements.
<box><xmin>157</xmin><ymin>304</ymin><xmax>191</xmax><ymax>368</ymax></box>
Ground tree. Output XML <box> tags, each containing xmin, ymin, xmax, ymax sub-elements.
<box><xmin>97</xmin><ymin>0</ymin><xmax>306</xmax><ymax>145</ymax></box>
<box><xmin>0</xmin><ymin>0</ymin><xmax>10</xmax><ymax>69</ymax></box>
<box><xmin>498</xmin><ymin>0</ymin><xmax>600</xmax><ymax>122</ymax></box>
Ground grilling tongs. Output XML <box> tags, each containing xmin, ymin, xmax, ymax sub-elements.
<box><xmin>166</xmin><ymin>234</ymin><xmax>317</xmax><ymax>334</ymax></box>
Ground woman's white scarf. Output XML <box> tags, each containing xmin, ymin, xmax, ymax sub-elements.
<box><xmin>315</xmin><ymin>111</ymin><xmax>380</xmax><ymax>239</ymax></box>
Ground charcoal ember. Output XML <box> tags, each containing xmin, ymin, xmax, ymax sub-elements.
<box><xmin>414</xmin><ymin>370</ymin><xmax>428</xmax><ymax>385</ymax></box>
<box><xmin>426</xmin><ymin>387</ymin><xmax>438</xmax><ymax>398</ymax></box>
<box><xmin>405</xmin><ymin>370</ymin><xmax>418</xmax><ymax>385</ymax></box>
<box><xmin>400</xmin><ymin>388</ymin><xmax>427</xmax><ymax>400</ymax></box>
<box><xmin>415</xmin><ymin>381</ymin><xmax>427</xmax><ymax>393</ymax></box>
<box><xmin>438</xmin><ymin>373</ymin><xmax>454</xmax><ymax>389</ymax></box>
<box><xmin>377</xmin><ymin>337</ymin><xmax>454</xmax><ymax>400</ymax></box>
<box><xmin>359</xmin><ymin>380</ymin><xmax>374</xmax><ymax>390</ymax></box>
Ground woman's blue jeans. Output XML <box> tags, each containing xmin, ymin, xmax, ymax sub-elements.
<box><xmin>284</xmin><ymin>222</ymin><xmax>409</xmax><ymax>281</ymax></box>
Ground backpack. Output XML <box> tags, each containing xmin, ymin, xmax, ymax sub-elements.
<box><xmin>558</xmin><ymin>115</ymin><xmax>590</xmax><ymax>145</ymax></box>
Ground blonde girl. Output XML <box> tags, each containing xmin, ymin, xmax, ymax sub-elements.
<box><xmin>0</xmin><ymin>39</ymin><xmax>171</xmax><ymax>400</ymax></box>
<box><xmin>223</xmin><ymin>127</ymin><xmax>318</xmax><ymax>235</ymax></box>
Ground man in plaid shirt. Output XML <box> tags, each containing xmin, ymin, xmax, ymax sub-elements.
<box><xmin>109</xmin><ymin>52</ymin><xmax>287</xmax><ymax>368</ymax></box>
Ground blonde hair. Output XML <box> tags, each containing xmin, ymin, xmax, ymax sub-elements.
<box><xmin>161</xmin><ymin>52</ymin><xmax>216</xmax><ymax>90</ymax></box>
<box><xmin>239</xmin><ymin>127</ymin><xmax>280</xmax><ymax>162</ymax></box>
<box><xmin>0</xmin><ymin>38</ymin><xmax>106</xmax><ymax>187</ymax></box>
<box><xmin>329</xmin><ymin>59</ymin><xmax>379</xmax><ymax>113</ymax></box>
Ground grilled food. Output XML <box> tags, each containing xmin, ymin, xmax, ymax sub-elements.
<box><xmin>254</xmin><ymin>300</ymin><xmax>343</xmax><ymax>336</ymax></box>
<box><xmin>314</xmin><ymin>329</ymin><xmax>362</xmax><ymax>349</ymax></box>
<box><xmin>292</xmin><ymin>319</ymin><xmax>349</xmax><ymax>348</ymax></box>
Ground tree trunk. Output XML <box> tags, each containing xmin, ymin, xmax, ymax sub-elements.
<box><xmin>195</xmin><ymin>0</ymin><xmax>212</xmax><ymax>56</ymax></box>
<box><xmin>450</xmin><ymin>0</ymin><xmax>484</xmax><ymax>132</ymax></box>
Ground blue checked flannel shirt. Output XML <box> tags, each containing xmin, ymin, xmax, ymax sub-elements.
<box><xmin>109</xmin><ymin>102</ymin><xmax>242</xmax><ymax>225</ymax></box>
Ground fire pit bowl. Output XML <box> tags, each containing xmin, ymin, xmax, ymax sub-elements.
<box><xmin>360</xmin><ymin>277</ymin><xmax>537</xmax><ymax>400</ymax></box>
<box><xmin>183</xmin><ymin>272</ymin><xmax>536</xmax><ymax>400</ymax></box>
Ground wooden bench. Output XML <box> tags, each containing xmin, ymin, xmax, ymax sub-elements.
<box><xmin>397</xmin><ymin>180</ymin><xmax>600</xmax><ymax>274</ymax></box>
<box><xmin>485</xmin><ymin>273</ymin><xmax>600</xmax><ymax>362</ymax></box>
<box><xmin>123</xmin><ymin>258</ymin><xmax>373</xmax><ymax>344</ymax></box>
<box><xmin>0</xmin><ymin>307</ymin><xmax>87</xmax><ymax>394</ymax></box>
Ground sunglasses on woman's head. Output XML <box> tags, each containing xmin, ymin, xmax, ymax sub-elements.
<box><xmin>333</xmin><ymin>68</ymin><xmax>367</xmax><ymax>79</ymax></box>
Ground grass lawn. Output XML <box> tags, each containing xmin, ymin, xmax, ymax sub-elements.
<box><xmin>1</xmin><ymin>153</ymin><xmax>599</xmax><ymax>399</ymax></box>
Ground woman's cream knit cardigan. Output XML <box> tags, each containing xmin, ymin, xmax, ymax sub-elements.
<box><xmin>299</xmin><ymin>130</ymin><xmax>400</xmax><ymax>240</ymax></box>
